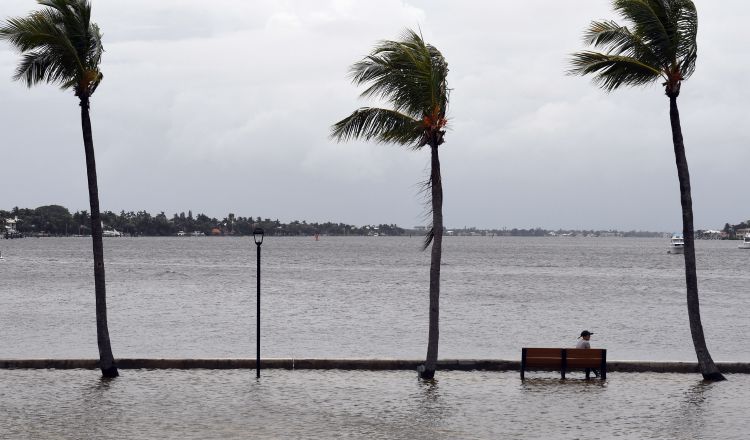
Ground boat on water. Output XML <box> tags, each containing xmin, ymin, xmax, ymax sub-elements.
<box><xmin>739</xmin><ymin>233</ymin><xmax>750</xmax><ymax>249</ymax></box>
<box><xmin>667</xmin><ymin>234</ymin><xmax>684</xmax><ymax>254</ymax></box>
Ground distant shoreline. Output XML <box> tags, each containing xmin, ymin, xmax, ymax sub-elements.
<box><xmin>4</xmin><ymin>204</ymin><xmax>737</xmax><ymax>239</ymax></box>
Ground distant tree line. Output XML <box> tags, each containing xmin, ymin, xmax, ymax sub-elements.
<box><xmin>1</xmin><ymin>205</ymin><xmax>405</xmax><ymax>237</ymax></box>
<box><xmin>3</xmin><ymin>205</ymin><xmax>675</xmax><ymax>238</ymax></box>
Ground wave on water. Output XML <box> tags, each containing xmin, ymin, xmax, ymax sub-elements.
<box><xmin>155</xmin><ymin>269</ymin><xmax>190</xmax><ymax>278</ymax></box>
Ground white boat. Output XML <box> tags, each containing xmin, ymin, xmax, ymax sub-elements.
<box><xmin>739</xmin><ymin>233</ymin><xmax>750</xmax><ymax>249</ymax></box>
<box><xmin>668</xmin><ymin>234</ymin><xmax>684</xmax><ymax>254</ymax></box>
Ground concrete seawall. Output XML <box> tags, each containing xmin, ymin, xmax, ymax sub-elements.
<box><xmin>1</xmin><ymin>358</ymin><xmax>750</xmax><ymax>373</ymax></box>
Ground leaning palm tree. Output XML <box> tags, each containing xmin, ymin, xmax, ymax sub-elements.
<box><xmin>331</xmin><ymin>29</ymin><xmax>449</xmax><ymax>379</ymax></box>
<box><xmin>1</xmin><ymin>0</ymin><xmax>118</xmax><ymax>377</ymax></box>
<box><xmin>570</xmin><ymin>0</ymin><xmax>724</xmax><ymax>380</ymax></box>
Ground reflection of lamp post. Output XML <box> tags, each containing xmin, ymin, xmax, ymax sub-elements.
<box><xmin>253</xmin><ymin>227</ymin><xmax>264</xmax><ymax>378</ymax></box>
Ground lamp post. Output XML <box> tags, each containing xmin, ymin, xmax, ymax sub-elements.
<box><xmin>253</xmin><ymin>227</ymin><xmax>264</xmax><ymax>378</ymax></box>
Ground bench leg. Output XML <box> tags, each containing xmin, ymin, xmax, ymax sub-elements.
<box><xmin>585</xmin><ymin>368</ymin><xmax>591</xmax><ymax>379</ymax></box>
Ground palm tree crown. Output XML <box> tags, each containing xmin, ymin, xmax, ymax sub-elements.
<box><xmin>331</xmin><ymin>29</ymin><xmax>449</xmax><ymax>149</ymax></box>
<box><xmin>0</xmin><ymin>0</ymin><xmax>103</xmax><ymax>98</ymax></box>
<box><xmin>569</xmin><ymin>0</ymin><xmax>697</xmax><ymax>96</ymax></box>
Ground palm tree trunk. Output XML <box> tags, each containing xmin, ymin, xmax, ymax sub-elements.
<box><xmin>668</xmin><ymin>95</ymin><xmax>725</xmax><ymax>381</ymax></box>
<box><xmin>422</xmin><ymin>144</ymin><xmax>443</xmax><ymax>379</ymax></box>
<box><xmin>80</xmin><ymin>95</ymin><xmax>119</xmax><ymax>378</ymax></box>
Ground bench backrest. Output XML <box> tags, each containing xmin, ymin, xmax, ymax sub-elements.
<box><xmin>521</xmin><ymin>347</ymin><xmax>607</xmax><ymax>380</ymax></box>
<box><xmin>522</xmin><ymin>348</ymin><xmax>565</xmax><ymax>368</ymax></box>
<box><xmin>522</xmin><ymin>348</ymin><xmax>605</xmax><ymax>369</ymax></box>
<box><xmin>566</xmin><ymin>348</ymin><xmax>604</xmax><ymax>368</ymax></box>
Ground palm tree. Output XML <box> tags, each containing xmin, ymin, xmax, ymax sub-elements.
<box><xmin>1</xmin><ymin>0</ymin><xmax>118</xmax><ymax>377</ymax></box>
<box><xmin>570</xmin><ymin>0</ymin><xmax>724</xmax><ymax>380</ymax></box>
<box><xmin>331</xmin><ymin>29</ymin><xmax>449</xmax><ymax>379</ymax></box>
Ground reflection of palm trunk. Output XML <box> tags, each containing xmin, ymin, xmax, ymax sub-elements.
<box><xmin>668</xmin><ymin>95</ymin><xmax>724</xmax><ymax>381</ymax></box>
<box><xmin>423</xmin><ymin>144</ymin><xmax>443</xmax><ymax>379</ymax></box>
<box><xmin>81</xmin><ymin>96</ymin><xmax>118</xmax><ymax>378</ymax></box>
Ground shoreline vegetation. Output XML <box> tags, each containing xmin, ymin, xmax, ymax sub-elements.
<box><xmin>1</xmin><ymin>204</ymin><xmax>740</xmax><ymax>239</ymax></box>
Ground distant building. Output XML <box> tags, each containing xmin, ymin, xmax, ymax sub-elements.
<box><xmin>697</xmin><ymin>230</ymin><xmax>722</xmax><ymax>240</ymax></box>
<box><xmin>5</xmin><ymin>217</ymin><xmax>18</xmax><ymax>231</ymax></box>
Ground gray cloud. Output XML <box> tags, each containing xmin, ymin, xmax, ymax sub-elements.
<box><xmin>1</xmin><ymin>0</ymin><xmax>747</xmax><ymax>230</ymax></box>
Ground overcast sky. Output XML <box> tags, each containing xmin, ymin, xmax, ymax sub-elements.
<box><xmin>0</xmin><ymin>0</ymin><xmax>746</xmax><ymax>231</ymax></box>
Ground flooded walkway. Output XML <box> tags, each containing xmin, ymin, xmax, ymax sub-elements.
<box><xmin>2</xmin><ymin>369</ymin><xmax>748</xmax><ymax>439</ymax></box>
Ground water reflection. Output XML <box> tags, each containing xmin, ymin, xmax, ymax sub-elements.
<box><xmin>684</xmin><ymin>380</ymin><xmax>710</xmax><ymax>406</ymax></box>
<box><xmin>663</xmin><ymin>380</ymin><xmax>711</xmax><ymax>438</ymax></box>
<box><xmin>520</xmin><ymin>377</ymin><xmax>608</xmax><ymax>392</ymax></box>
<box><xmin>415</xmin><ymin>378</ymin><xmax>445</xmax><ymax>424</ymax></box>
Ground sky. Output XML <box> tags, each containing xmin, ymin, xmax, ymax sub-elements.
<box><xmin>0</xmin><ymin>0</ymin><xmax>747</xmax><ymax>231</ymax></box>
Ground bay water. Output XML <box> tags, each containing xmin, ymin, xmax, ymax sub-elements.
<box><xmin>1</xmin><ymin>236</ymin><xmax>747</xmax><ymax>361</ymax></box>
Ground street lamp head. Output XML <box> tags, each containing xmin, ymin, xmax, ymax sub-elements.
<box><xmin>253</xmin><ymin>227</ymin><xmax>265</xmax><ymax>245</ymax></box>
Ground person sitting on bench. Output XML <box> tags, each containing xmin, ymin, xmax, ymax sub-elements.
<box><xmin>576</xmin><ymin>330</ymin><xmax>599</xmax><ymax>377</ymax></box>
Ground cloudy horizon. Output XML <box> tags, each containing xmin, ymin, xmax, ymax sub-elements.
<box><xmin>1</xmin><ymin>0</ymin><xmax>747</xmax><ymax>231</ymax></box>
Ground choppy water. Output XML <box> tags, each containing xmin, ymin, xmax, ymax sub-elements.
<box><xmin>1</xmin><ymin>236</ymin><xmax>747</xmax><ymax>361</ymax></box>
<box><xmin>1</xmin><ymin>369</ymin><xmax>749</xmax><ymax>439</ymax></box>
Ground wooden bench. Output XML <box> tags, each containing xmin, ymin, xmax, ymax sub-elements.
<box><xmin>521</xmin><ymin>348</ymin><xmax>607</xmax><ymax>380</ymax></box>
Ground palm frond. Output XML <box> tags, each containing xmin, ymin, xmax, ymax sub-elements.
<box><xmin>613</xmin><ymin>0</ymin><xmax>672</xmax><ymax>62</ymax></box>
<box><xmin>349</xmin><ymin>29</ymin><xmax>448</xmax><ymax>123</ymax></box>
<box><xmin>422</xmin><ymin>227</ymin><xmax>434</xmax><ymax>251</ymax></box>
<box><xmin>584</xmin><ymin>20</ymin><xmax>661</xmax><ymax>67</ymax></box>
<box><xmin>427</xmin><ymin>42</ymin><xmax>450</xmax><ymax>123</ymax></box>
<box><xmin>14</xmin><ymin>50</ymin><xmax>59</xmax><ymax>86</ymax></box>
<box><xmin>417</xmin><ymin>176</ymin><xmax>436</xmax><ymax>251</ymax></box>
<box><xmin>0</xmin><ymin>0</ymin><xmax>102</xmax><ymax>94</ymax></box>
<box><xmin>0</xmin><ymin>15</ymin><xmax>80</xmax><ymax>88</ymax></box>
<box><xmin>569</xmin><ymin>51</ymin><xmax>662</xmax><ymax>91</ymax></box>
<box><xmin>671</xmin><ymin>0</ymin><xmax>698</xmax><ymax>79</ymax></box>
<box><xmin>331</xmin><ymin>107</ymin><xmax>423</xmax><ymax>147</ymax></box>
<box><xmin>570</xmin><ymin>0</ymin><xmax>697</xmax><ymax>91</ymax></box>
